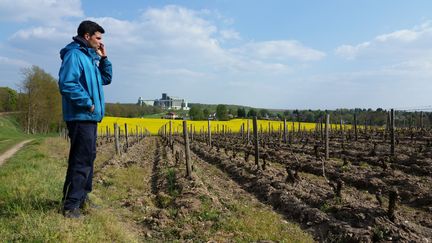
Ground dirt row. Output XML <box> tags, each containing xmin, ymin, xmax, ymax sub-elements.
<box><xmin>196</xmin><ymin>134</ymin><xmax>432</xmax><ymax>209</ymax></box>
<box><xmin>92</xmin><ymin>136</ymin><xmax>313</xmax><ymax>241</ymax></box>
<box><xmin>181</xmin><ymin>137</ymin><xmax>432</xmax><ymax>242</ymax></box>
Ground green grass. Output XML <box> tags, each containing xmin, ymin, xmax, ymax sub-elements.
<box><xmin>166</xmin><ymin>168</ymin><xmax>180</xmax><ymax>197</ymax></box>
<box><xmin>0</xmin><ymin>121</ymin><xmax>314</xmax><ymax>242</ymax></box>
<box><xmin>0</xmin><ymin>115</ymin><xmax>31</xmax><ymax>153</ymax></box>
<box><xmin>0</xmin><ymin>137</ymin><xmax>140</xmax><ymax>242</ymax></box>
<box><xmin>359</xmin><ymin>161</ymin><xmax>371</xmax><ymax>169</ymax></box>
<box><xmin>219</xmin><ymin>203</ymin><xmax>313</xmax><ymax>242</ymax></box>
<box><xmin>141</xmin><ymin>113</ymin><xmax>166</xmax><ymax>118</ymax></box>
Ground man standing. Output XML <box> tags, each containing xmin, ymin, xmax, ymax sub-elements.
<box><xmin>58</xmin><ymin>20</ymin><xmax>112</xmax><ymax>218</ymax></box>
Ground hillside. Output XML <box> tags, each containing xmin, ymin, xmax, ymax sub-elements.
<box><xmin>0</xmin><ymin>114</ymin><xmax>30</xmax><ymax>154</ymax></box>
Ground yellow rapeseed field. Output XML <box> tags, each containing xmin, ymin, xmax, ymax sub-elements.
<box><xmin>98</xmin><ymin>116</ymin><xmax>347</xmax><ymax>136</ymax></box>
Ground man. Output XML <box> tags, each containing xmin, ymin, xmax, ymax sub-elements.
<box><xmin>58</xmin><ymin>20</ymin><xmax>112</xmax><ymax>218</ymax></box>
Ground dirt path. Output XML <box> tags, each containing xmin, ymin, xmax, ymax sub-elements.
<box><xmin>0</xmin><ymin>139</ymin><xmax>33</xmax><ymax>166</ymax></box>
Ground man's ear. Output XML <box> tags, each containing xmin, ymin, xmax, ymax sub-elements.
<box><xmin>83</xmin><ymin>33</ymin><xmax>90</xmax><ymax>41</ymax></box>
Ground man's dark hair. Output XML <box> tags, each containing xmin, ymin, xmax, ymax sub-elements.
<box><xmin>77</xmin><ymin>20</ymin><xmax>105</xmax><ymax>37</ymax></box>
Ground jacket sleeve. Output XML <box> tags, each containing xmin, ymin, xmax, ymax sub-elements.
<box><xmin>58</xmin><ymin>50</ymin><xmax>93</xmax><ymax>109</ymax></box>
<box><xmin>99</xmin><ymin>58</ymin><xmax>112</xmax><ymax>85</ymax></box>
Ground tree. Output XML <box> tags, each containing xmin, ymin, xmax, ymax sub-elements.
<box><xmin>0</xmin><ymin>87</ymin><xmax>17</xmax><ymax>112</ymax></box>
<box><xmin>237</xmin><ymin>107</ymin><xmax>246</xmax><ymax>118</ymax></box>
<box><xmin>216</xmin><ymin>104</ymin><xmax>228</xmax><ymax>120</ymax></box>
<box><xmin>259</xmin><ymin>109</ymin><xmax>269</xmax><ymax>118</ymax></box>
<box><xmin>189</xmin><ymin>105</ymin><xmax>204</xmax><ymax>120</ymax></box>
<box><xmin>228</xmin><ymin>108</ymin><xmax>235</xmax><ymax>117</ymax></box>
<box><xmin>203</xmin><ymin>108</ymin><xmax>210</xmax><ymax>119</ymax></box>
<box><xmin>18</xmin><ymin>66</ymin><xmax>62</xmax><ymax>134</ymax></box>
<box><xmin>247</xmin><ymin>108</ymin><xmax>257</xmax><ymax>117</ymax></box>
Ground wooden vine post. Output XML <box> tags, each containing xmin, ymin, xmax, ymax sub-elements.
<box><xmin>124</xmin><ymin>123</ymin><xmax>129</xmax><ymax>150</ymax></box>
<box><xmin>325</xmin><ymin>114</ymin><xmax>330</xmax><ymax>160</ymax></box>
<box><xmin>169</xmin><ymin>120</ymin><xmax>172</xmax><ymax>147</ymax></box>
<box><xmin>354</xmin><ymin>113</ymin><xmax>358</xmax><ymax>141</ymax></box>
<box><xmin>207</xmin><ymin>119</ymin><xmax>212</xmax><ymax>147</ymax></box>
<box><xmin>420</xmin><ymin>111</ymin><xmax>424</xmax><ymax>130</ymax></box>
<box><xmin>183</xmin><ymin>120</ymin><xmax>193</xmax><ymax>179</ymax></box>
<box><xmin>247</xmin><ymin>119</ymin><xmax>250</xmax><ymax>144</ymax></box>
<box><xmin>340</xmin><ymin>118</ymin><xmax>345</xmax><ymax>149</ymax></box>
<box><xmin>106</xmin><ymin>126</ymin><xmax>109</xmax><ymax>142</ymax></box>
<box><xmin>390</xmin><ymin>109</ymin><xmax>396</xmax><ymax>156</ymax></box>
<box><xmin>253</xmin><ymin>116</ymin><xmax>261</xmax><ymax>170</ymax></box>
<box><xmin>114</xmin><ymin>123</ymin><xmax>120</xmax><ymax>155</ymax></box>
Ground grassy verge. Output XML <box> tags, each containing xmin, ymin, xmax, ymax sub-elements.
<box><xmin>0</xmin><ymin>137</ymin><xmax>140</xmax><ymax>242</ymax></box>
<box><xmin>0</xmin><ymin>131</ymin><xmax>314</xmax><ymax>242</ymax></box>
<box><xmin>0</xmin><ymin>115</ymin><xmax>31</xmax><ymax>153</ymax></box>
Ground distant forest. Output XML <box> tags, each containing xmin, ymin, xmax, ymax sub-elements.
<box><xmin>105</xmin><ymin>103</ymin><xmax>163</xmax><ymax>118</ymax></box>
<box><xmin>187</xmin><ymin>103</ymin><xmax>432</xmax><ymax>128</ymax></box>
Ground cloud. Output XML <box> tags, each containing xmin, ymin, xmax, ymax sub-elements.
<box><xmin>235</xmin><ymin>40</ymin><xmax>326</xmax><ymax>62</ymax></box>
<box><xmin>376</xmin><ymin>29</ymin><xmax>420</xmax><ymax>42</ymax></box>
<box><xmin>5</xmin><ymin>4</ymin><xmax>324</xmax><ymax>77</ymax></box>
<box><xmin>10</xmin><ymin>26</ymin><xmax>68</xmax><ymax>40</ymax></box>
<box><xmin>219</xmin><ymin>29</ymin><xmax>241</xmax><ymax>41</ymax></box>
<box><xmin>335</xmin><ymin>42</ymin><xmax>371</xmax><ymax>60</ymax></box>
<box><xmin>86</xmin><ymin>5</ymin><xmax>322</xmax><ymax>77</ymax></box>
<box><xmin>154</xmin><ymin>68</ymin><xmax>207</xmax><ymax>78</ymax></box>
<box><xmin>0</xmin><ymin>0</ymin><xmax>83</xmax><ymax>23</ymax></box>
<box><xmin>0</xmin><ymin>55</ymin><xmax>30</xmax><ymax>67</ymax></box>
<box><xmin>335</xmin><ymin>21</ymin><xmax>432</xmax><ymax>60</ymax></box>
<box><xmin>1</xmin><ymin>4</ymin><xmax>330</xmax><ymax>107</ymax></box>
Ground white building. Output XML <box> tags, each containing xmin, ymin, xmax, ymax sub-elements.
<box><xmin>154</xmin><ymin>93</ymin><xmax>190</xmax><ymax>110</ymax></box>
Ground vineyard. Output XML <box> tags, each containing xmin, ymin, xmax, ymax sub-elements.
<box><xmin>86</xmin><ymin>111</ymin><xmax>432</xmax><ymax>242</ymax></box>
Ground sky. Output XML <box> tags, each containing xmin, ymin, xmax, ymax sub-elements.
<box><xmin>1</xmin><ymin>0</ymin><xmax>432</xmax><ymax>110</ymax></box>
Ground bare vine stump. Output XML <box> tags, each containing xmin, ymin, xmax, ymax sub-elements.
<box><xmin>335</xmin><ymin>178</ymin><xmax>344</xmax><ymax>198</ymax></box>
<box><xmin>375</xmin><ymin>188</ymin><xmax>383</xmax><ymax>207</ymax></box>
<box><xmin>314</xmin><ymin>144</ymin><xmax>320</xmax><ymax>159</ymax></box>
<box><xmin>388</xmin><ymin>188</ymin><xmax>399</xmax><ymax>222</ymax></box>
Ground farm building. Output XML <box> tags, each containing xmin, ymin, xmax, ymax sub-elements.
<box><xmin>138</xmin><ymin>93</ymin><xmax>190</xmax><ymax>110</ymax></box>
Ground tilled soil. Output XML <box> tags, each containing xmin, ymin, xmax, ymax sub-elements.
<box><xmin>187</xmin><ymin>133</ymin><xmax>432</xmax><ymax>242</ymax></box>
<box><xmin>91</xmin><ymin>130</ymin><xmax>432</xmax><ymax>242</ymax></box>
<box><xmin>92</xmin><ymin>136</ymin><xmax>313</xmax><ymax>242</ymax></box>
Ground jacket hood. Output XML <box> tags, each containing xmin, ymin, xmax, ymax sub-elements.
<box><xmin>60</xmin><ymin>36</ymin><xmax>99</xmax><ymax>61</ymax></box>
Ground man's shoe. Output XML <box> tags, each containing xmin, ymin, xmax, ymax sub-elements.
<box><xmin>80</xmin><ymin>197</ymin><xmax>101</xmax><ymax>210</ymax></box>
<box><xmin>63</xmin><ymin>208</ymin><xmax>81</xmax><ymax>218</ymax></box>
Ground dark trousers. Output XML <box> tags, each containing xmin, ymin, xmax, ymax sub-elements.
<box><xmin>63</xmin><ymin>121</ymin><xmax>97</xmax><ymax>210</ymax></box>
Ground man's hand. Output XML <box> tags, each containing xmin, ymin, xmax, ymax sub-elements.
<box><xmin>89</xmin><ymin>105</ymin><xmax>95</xmax><ymax>113</ymax></box>
<box><xmin>96</xmin><ymin>43</ymin><xmax>107</xmax><ymax>57</ymax></box>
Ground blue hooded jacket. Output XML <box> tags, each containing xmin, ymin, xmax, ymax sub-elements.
<box><xmin>58</xmin><ymin>36</ymin><xmax>112</xmax><ymax>122</ymax></box>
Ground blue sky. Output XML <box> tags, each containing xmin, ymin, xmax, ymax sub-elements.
<box><xmin>1</xmin><ymin>0</ymin><xmax>432</xmax><ymax>110</ymax></box>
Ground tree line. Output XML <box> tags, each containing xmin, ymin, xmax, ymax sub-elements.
<box><xmin>16</xmin><ymin>66</ymin><xmax>63</xmax><ymax>134</ymax></box>
<box><xmin>105</xmin><ymin>103</ymin><xmax>162</xmax><ymax>118</ymax></box>
<box><xmin>189</xmin><ymin>104</ymin><xmax>432</xmax><ymax>128</ymax></box>
<box><xmin>0</xmin><ymin>66</ymin><xmax>63</xmax><ymax>134</ymax></box>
